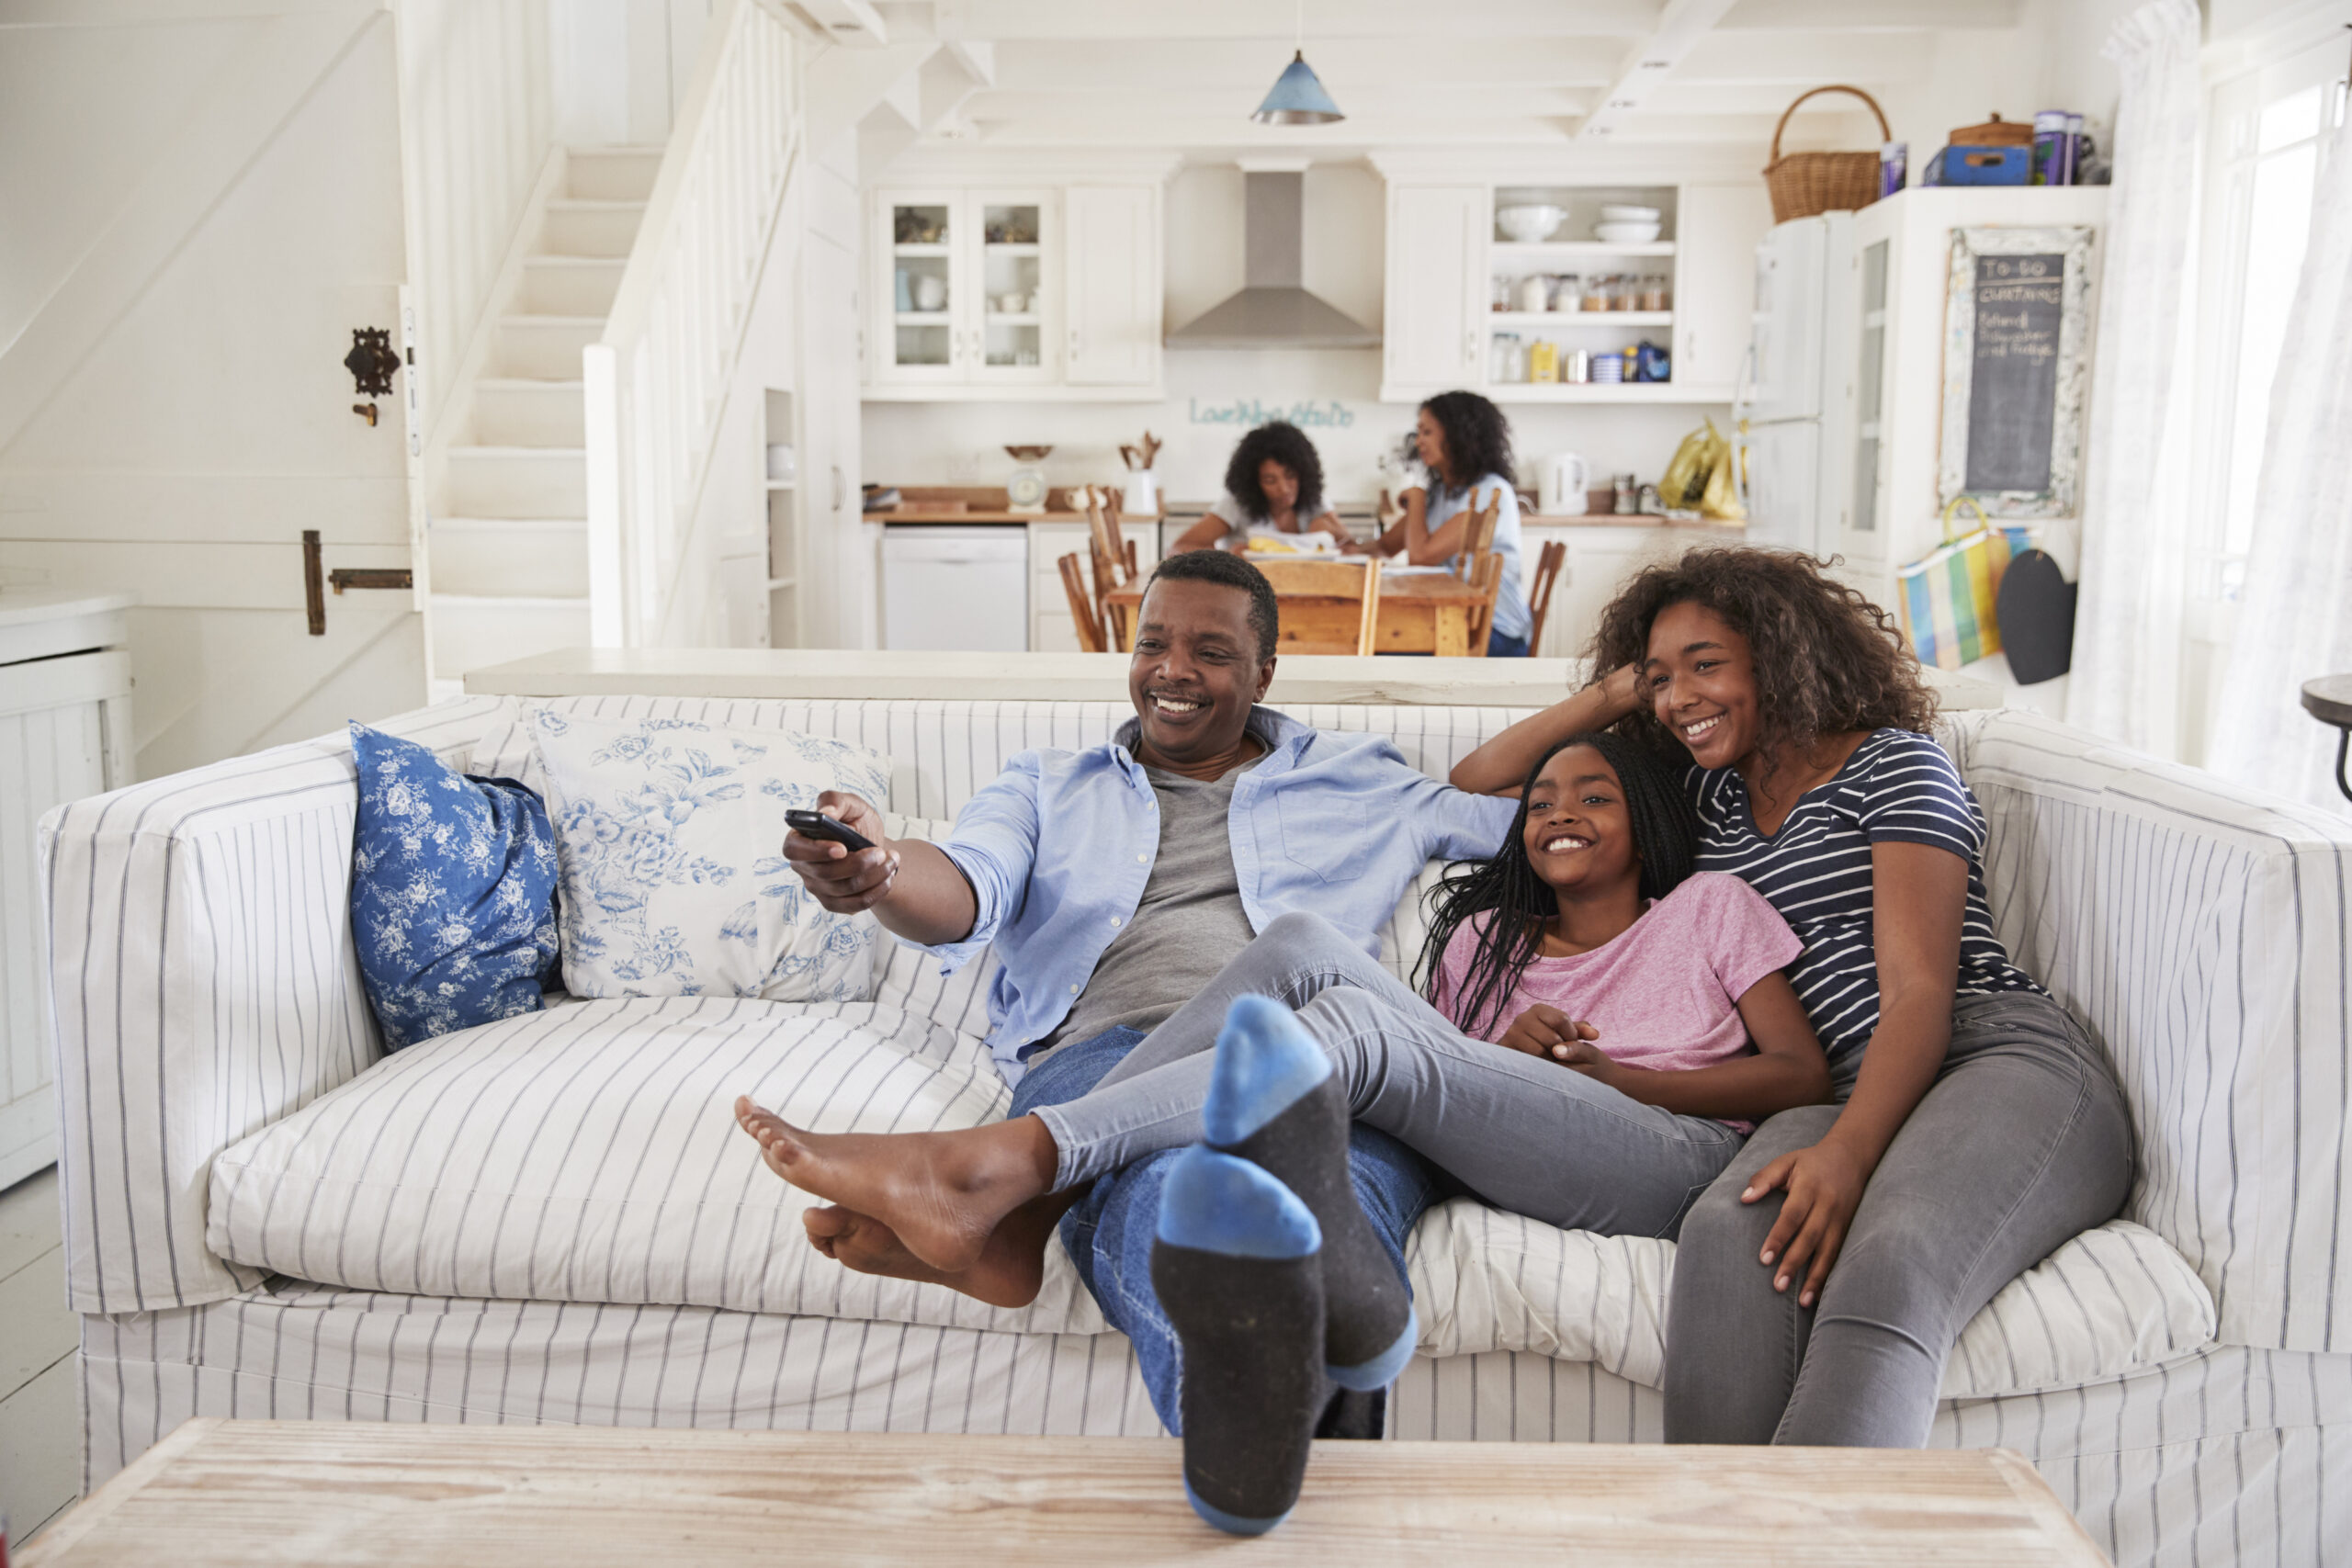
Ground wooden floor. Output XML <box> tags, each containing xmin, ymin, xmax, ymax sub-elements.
<box><xmin>1</xmin><ymin>1167</ymin><xmax>81</xmax><ymax>1545</ymax></box>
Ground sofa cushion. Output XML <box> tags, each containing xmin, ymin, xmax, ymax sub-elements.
<box><xmin>528</xmin><ymin>710</ymin><xmax>893</xmax><ymax>1003</ymax></box>
<box><xmin>209</xmin><ymin>997</ymin><xmax>2216</xmax><ymax>1399</ymax></box>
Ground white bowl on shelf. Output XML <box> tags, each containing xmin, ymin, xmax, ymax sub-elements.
<box><xmin>1594</xmin><ymin>220</ymin><xmax>1663</xmax><ymax>244</ymax></box>
<box><xmin>1496</xmin><ymin>204</ymin><xmax>1566</xmax><ymax>243</ymax></box>
<box><xmin>1600</xmin><ymin>204</ymin><xmax>1661</xmax><ymax>222</ymax></box>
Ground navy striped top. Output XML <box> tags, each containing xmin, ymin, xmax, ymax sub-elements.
<box><xmin>1685</xmin><ymin>728</ymin><xmax>2041</xmax><ymax>1069</ymax></box>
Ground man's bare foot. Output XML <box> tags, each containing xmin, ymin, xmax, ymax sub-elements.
<box><xmin>798</xmin><ymin>1194</ymin><xmax>1080</xmax><ymax>1310</ymax></box>
<box><xmin>733</xmin><ymin>1096</ymin><xmax>1059</xmax><ymax>1274</ymax></box>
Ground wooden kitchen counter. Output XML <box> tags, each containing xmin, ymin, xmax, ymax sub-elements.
<box><xmin>867</xmin><ymin>484</ymin><xmax>1160</xmax><ymax>525</ymax></box>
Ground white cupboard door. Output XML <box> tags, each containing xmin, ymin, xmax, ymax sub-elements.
<box><xmin>873</xmin><ymin>187</ymin><xmax>965</xmax><ymax>385</ymax></box>
<box><xmin>1383</xmin><ymin>185</ymin><xmax>1485</xmax><ymax>394</ymax></box>
<box><xmin>1673</xmin><ymin>183</ymin><xmax>1776</xmax><ymax>398</ymax></box>
<box><xmin>0</xmin><ymin>9</ymin><xmax>422</xmax><ymax>782</ymax></box>
<box><xmin>967</xmin><ymin>189</ymin><xmax>1057</xmax><ymax>387</ymax></box>
<box><xmin>1064</xmin><ymin>185</ymin><xmax>1160</xmax><ymax>387</ymax></box>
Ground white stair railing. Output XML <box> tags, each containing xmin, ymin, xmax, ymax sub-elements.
<box><xmin>583</xmin><ymin>0</ymin><xmax>797</xmax><ymax>647</ymax></box>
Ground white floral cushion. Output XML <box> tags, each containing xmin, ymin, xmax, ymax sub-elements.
<box><xmin>528</xmin><ymin>710</ymin><xmax>894</xmax><ymax>1001</ymax></box>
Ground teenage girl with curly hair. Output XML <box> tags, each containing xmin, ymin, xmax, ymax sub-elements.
<box><xmin>1452</xmin><ymin>547</ymin><xmax>2133</xmax><ymax>1449</ymax></box>
<box><xmin>1172</xmin><ymin>420</ymin><xmax>1360</xmax><ymax>555</ymax></box>
<box><xmin>1374</xmin><ymin>390</ymin><xmax>1534</xmax><ymax>656</ymax></box>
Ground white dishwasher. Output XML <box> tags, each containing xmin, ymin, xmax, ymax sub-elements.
<box><xmin>881</xmin><ymin>525</ymin><xmax>1031</xmax><ymax>651</ymax></box>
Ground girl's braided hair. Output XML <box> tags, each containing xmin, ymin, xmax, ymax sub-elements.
<box><xmin>1417</xmin><ymin>732</ymin><xmax>1698</xmax><ymax>1040</ymax></box>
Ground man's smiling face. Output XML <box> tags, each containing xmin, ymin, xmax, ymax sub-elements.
<box><xmin>1126</xmin><ymin>577</ymin><xmax>1275</xmax><ymax>773</ymax></box>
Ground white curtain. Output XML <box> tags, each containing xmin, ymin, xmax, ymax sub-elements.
<box><xmin>2064</xmin><ymin>0</ymin><xmax>2203</xmax><ymax>756</ymax></box>
<box><xmin>2210</xmin><ymin>110</ymin><xmax>2352</xmax><ymax>817</ymax></box>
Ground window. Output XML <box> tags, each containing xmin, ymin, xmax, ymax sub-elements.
<box><xmin>2194</xmin><ymin>34</ymin><xmax>2349</xmax><ymax>596</ymax></box>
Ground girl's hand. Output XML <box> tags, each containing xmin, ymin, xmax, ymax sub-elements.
<box><xmin>1497</xmin><ymin>1003</ymin><xmax>1601</xmax><ymax>1066</ymax></box>
<box><xmin>1743</xmin><ymin>1139</ymin><xmax>1869</xmax><ymax>1308</ymax></box>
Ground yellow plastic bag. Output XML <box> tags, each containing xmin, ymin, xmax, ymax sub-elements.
<box><xmin>1657</xmin><ymin>420</ymin><xmax>1746</xmax><ymax>521</ymax></box>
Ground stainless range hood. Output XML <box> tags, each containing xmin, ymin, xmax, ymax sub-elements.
<box><xmin>1165</xmin><ymin>169</ymin><xmax>1378</xmax><ymax>351</ymax></box>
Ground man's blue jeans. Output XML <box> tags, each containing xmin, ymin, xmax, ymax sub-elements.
<box><xmin>1008</xmin><ymin>1025</ymin><xmax>1440</xmax><ymax>1434</ymax></box>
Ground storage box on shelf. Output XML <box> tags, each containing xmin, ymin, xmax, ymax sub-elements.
<box><xmin>865</xmin><ymin>169</ymin><xmax>1170</xmax><ymax>401</ymax></box>
<box><xmin>1374</xmin><ymin>171</ymin><xmax>1772</xmax><ymax>406</ymax></box>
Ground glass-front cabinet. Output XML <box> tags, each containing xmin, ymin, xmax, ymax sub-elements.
<box><xmin>873</xmin><ymin>188</ymin><xmax>1057</xmax><ymax>387</ymax></box>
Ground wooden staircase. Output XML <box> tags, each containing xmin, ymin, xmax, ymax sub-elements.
<box><xmin>428</xmin><ymin>147</ymin><xmax>660</xmax><ymax>688</ymax></box>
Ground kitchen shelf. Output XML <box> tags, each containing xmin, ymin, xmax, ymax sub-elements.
<box><xmin>1483</xmin><ymin>382</ymin><xmax>1730</xmax><ymax>404</ymax></box>
<box><xmin>766</xmin><ymin>576</ymin><xmax>797</xmax><ymax>592</ymax></box>
<box><xmin>893</xmin><ymin>243</ymin><xmax>950</xmax><ymax>257</ymax></box>
<box><xmin>1488</xmin><ymin>311</ymin><xmax>1673</xmax><ymax>328</ymax></box>
<box><xmin>894</xmin><ymin>310</ymin><xmax>952</xmax><ymax>323</ymax></box>
<box><xmin>984</xmin><ymin>312</ymin><xmax>1041</xmax><ymax>324</ymax></box>
<box><xmin>1492</xmin><ymin>241</ymin><xmax>1678</xmax><ymax>259</ymax></box>
<box><xmin>983</xmin><ymin>243</ymin><xmax>1041</xmax><ymax>255</ymax></box>
<box><xmin>765</xmin><ymin>480</ymin><xmax>796</xmax><ymax>491</ymax></box>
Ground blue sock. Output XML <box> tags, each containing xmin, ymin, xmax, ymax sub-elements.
<box><xmin>1205</xmin><ymin>994</ymin><xmax>1419</xmax><ymax>1392</ymax></box>
<box><xmin>1152</xmin><ymin>1147</ymin><xmax>1326</xmax><ymax>1536</ymax></box>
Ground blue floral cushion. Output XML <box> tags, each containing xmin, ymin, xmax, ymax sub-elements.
<box><xmin>349</xmin><ymin>722</ymin><xmax>560</xmax><ymax>1051</ymax></box>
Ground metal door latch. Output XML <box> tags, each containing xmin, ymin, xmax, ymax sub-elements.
<box><xmin>345</xmin><ymin>327</ymin><xmax>400</xmax><ymax>426</ymax></box>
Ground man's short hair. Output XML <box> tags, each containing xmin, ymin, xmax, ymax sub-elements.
<box><xmin>1144</xmin><ymin>549</ymin><xmax>1281</xmax><ymax>662</ymax></box>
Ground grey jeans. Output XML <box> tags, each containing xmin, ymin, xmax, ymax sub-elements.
<box><xmin>1661</xmin><ymin>989</ymin><xmax>2134</xmax><ymax>1448</ymax></box>
<box><xmin>1029</xmin><ymin>911</ymin><xmax>1746</xmax><ymax>1238</ymax></box>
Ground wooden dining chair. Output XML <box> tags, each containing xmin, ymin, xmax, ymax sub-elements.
<box><xmin>1463</xmin><ymin>551</ymin><xmax>1505</xmax><ymax>657</ymax></box>
<box><xmin>1253</xmin><ymin>558</ymin><xmax>1382</xmax><ymax>656</ymax></box>
<box><xmin>1524</xmin><ymin>538</ymin><xmax>1567</xmax><ymax>654</ymax></box>
<box><xmin>1453</xmin><ymin>492</ymin><xmax>1501</xmax><ymax>581</ymax></box>
<box><xmin>1057</xmin><ymin>551</ymin><xmax>1108</xmax><ymax>653</ymax></box>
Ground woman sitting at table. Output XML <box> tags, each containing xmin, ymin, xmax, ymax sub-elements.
<box><xmin>1375</xmin><ymin>390</ymin><xmax>1532</xmax><ymax>657</ymax></box>
<box><xmin>1170</xmin><ymin>420</ymin><xmax>1363</xmax><ymax>556</ymax></box>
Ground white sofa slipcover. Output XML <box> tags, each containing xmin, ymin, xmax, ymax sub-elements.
<box><xmin>43</xmin><ymin>682</ymin><xmax>2352</xmax><ymax>1568</ymax></box>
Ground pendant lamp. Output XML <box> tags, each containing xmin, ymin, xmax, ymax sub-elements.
<box><xmin>1251</xmin><ymin>3</ymin><xmax>1342</xmax><ymax>125</ymax></box>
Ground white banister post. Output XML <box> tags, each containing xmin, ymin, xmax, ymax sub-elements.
<box><xmin>582</xmin><ymin>340</ymin><xmax>627</xmax><ymax>647</ymax></box>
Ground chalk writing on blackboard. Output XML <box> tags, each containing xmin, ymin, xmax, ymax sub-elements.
<box><xmin>1963</xmin><ymin>254</ymin><xmax>2064</xmax><ymax>494</ymax></box>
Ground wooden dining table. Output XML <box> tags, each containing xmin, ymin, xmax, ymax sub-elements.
<box><xmin>1103</xmin><ymin>567</ymin><xmax>1490</xmax><ymax>656</ymax></box>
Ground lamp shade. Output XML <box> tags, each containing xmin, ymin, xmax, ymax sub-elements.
<box><xmin>1251</xmin><ymin>51</ymin><xmax>1343</xmax><ymax>125</ymax></box>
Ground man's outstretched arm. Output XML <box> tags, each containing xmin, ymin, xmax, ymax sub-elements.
<box><xmin>783</xmin><ymin>789</ymin><xmax>978</xmax><ymax>945</ymax></box>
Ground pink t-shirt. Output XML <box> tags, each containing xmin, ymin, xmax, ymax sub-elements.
<box><xmin>1434</xmin><ymin>871</ymin><xmax>1801</xmax><ymax>1087</ymax></box>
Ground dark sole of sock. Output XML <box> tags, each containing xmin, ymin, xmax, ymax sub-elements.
<box><xmin>1184</xmin><ymin>1479</ymin><xmax>1291</xmax><ymax>1536</ymax></box>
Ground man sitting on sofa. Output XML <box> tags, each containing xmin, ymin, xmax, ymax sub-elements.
<box><xmin>745</xmin><ymin>547</ymin><xmax>1516</xmax><ymax>1432</ymax></box>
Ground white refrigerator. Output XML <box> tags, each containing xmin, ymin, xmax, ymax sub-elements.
<box><xmin>1736</xmin><ymin>213</ymin><xmax>1857</xmax><ymax>561</ymax></box>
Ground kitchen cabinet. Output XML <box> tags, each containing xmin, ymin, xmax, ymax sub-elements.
<box><xmin>870</xmin><ymin>188</ymin><xmax>1058</xmax><ymax>389</ymax></box>
<box><xmin>1064</xmin><ymin>186</ymin><xmax>1161</xmax><ymax>388</ymax></box>
<box><xmin>1028</xmin><ymin>519</ymin><xmax>1160</xmax><ymax>651</ymax></box>
<box><xmin>1673</xmin><ymin>183</ymin><xmax>1777</xmax><ymax>399</ymax></box>
<box><xmin>1522</xmin><ymin>525</ymin><xmax>1690</xmax><ymax>659</ymax></box>
<box><xmin>1383</xmin><ymin>185</ymin><xmax>1486</xmax><ymax>390</ymax></box>
<box><xmin>865</xmin><ymin>177</ymin><xmax>1166</xmax><ymax>401</ymax></box>
<box><xmin>1373</xmin><ymin>173</ymin><xmax>1773</xmax><ymax>406</ymax></box>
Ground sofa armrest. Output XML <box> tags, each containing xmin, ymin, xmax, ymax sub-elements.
<box><xmin>39</xmin><ymin>697</ymin><xmax>503</xmax><ymax>1315</ymax></box>
<box><xmin>1949</xmin><ymin>709</ymin><xmax>2352</xmax><ymax>1354</ymax></box>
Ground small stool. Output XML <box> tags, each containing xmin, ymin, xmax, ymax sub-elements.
<box><xmin>2301</xmin><ymin>674</ymin><xmax>2352</xmax><ymax>803</ymax></box>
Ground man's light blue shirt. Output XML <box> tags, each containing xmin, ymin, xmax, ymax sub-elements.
<box><xmin>915</xmin><ymin>707</ymin><xmax>1518</xmax><ymax>1078</ymax></box>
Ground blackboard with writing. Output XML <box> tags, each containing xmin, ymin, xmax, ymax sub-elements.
<box><xmin>1963</xmin><ymin>254</ymin><xmax>2065</xmax><ymax>493</ymax></box>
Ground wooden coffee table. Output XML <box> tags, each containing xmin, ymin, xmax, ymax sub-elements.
<box><xmin>23</xmin><ymin>1420</ymin><xmax>2109</xmax><ymax>1566</ymax></box>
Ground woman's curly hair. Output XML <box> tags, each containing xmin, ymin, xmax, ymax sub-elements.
<box><xmin>1419</xmin><ymin>389</ymin><xmax>1515</xmax><ymax>492</ymax></box>
<box><xmin>1222</xmin><ymin>420</ymin><xmax>1326</xmax><ymax>522</ymax></box>
<box><xmin>1589</xmin><ymin>547</ymin><xmax>1937</xmax><ymax>769</ymax></box>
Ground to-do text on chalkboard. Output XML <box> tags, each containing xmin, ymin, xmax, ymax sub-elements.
<box><xmin>1963</xmin><ymin>254</ymin><xmax>2064</xmax><ymax>494</ymax></box>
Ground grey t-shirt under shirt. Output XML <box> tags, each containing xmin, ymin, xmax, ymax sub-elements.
<box><xmin>1037</xmin><ymin>751</ymin><xmax>1263</xmax><ymax>1057</ymax></box>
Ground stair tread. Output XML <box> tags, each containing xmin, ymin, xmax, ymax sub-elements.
<box><xmin>475</xmin><ymin>378</ymin><xmax>587</xmax><ymax>391</ymax></box>
<box><xmin>434</xmin><ymin>516</ymin><xmax>588</xmax><ymax>529</ymax></box>
<box><xmin>501</xmin><ymin>314</ymin><xmax>606</xmax><ymax>327</ymax></box>
<box><xmin>447</xmin><ymin>445</ymin><xmax>588</xmax><ymax>458</ymax></box>
<box><xmin>524</xmin><ymin>255</ymin><xmax>628</xmax><ymax>268</ymax></box>
<box><xmin>546</xmin><ymin>197</ymin><xmax>647</xmax><ymax>210</ymax></box>
<box><xmin>433</xmin><ymin>593</ymin><xmax>592</xmax><ymax>609</ymax></box>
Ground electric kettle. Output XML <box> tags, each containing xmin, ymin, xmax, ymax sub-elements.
<box><xmin>1542</xmin><ymin>453</ymin><xmax>1589</xmax><ymax>516</ymax></box>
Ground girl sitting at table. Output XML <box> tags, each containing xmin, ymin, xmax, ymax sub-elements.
<box><xmin>1170</xmin><ymin>420</ymin><xmax>1363</xmax><ymax>556</ymax></box>
<box><xmin>1374</xmin><ymin>390</ymin><xmax>1533</xmax><ymax>657</ymax></box>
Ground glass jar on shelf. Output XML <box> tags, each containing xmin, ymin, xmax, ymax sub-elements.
<box><xmin>1550</xmin><ymin>273</ymin><xmax>1580</xmax><ymax>311</ymax></box>
<box><xmin>1580</xmin><ymin>275</ymin><xmax>1608</xmax><ymax>311</ymax></box>
<box><xmin>1492</xmin><ymin>275</ymin><xmax>1513</xmax><ymax>312</ymax></box>
<box><xmin>1489</xmin><ymin>331</ymin><xmax>1523</xmax><ymax>383</ymax></box>
<box><xmin>1639</xmin><ymin>274</ymin><xmax>1671</xmax><ymax>312</ymax></box>
<box><xmin>1610</xmin><ymin>276</ymin><xmax>1634</xmax><ymax>311</ymax></box>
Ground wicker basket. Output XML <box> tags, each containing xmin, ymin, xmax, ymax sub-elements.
<box><xmin>1762</xmin><ymin>85</ymin><xmax>1894</xmax><ymax>223</ymax></box>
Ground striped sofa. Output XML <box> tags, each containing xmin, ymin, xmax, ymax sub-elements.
<box><xmin>39</xmin><ymin>683</ymin><xmax>2352</xmax><ymax>1568</ymax></box>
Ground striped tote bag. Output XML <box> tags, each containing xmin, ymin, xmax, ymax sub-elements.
<box><xmin>1897</xmin><ymin>498</ymin><xmax>2029</xmax><ymax>670</ymax></box>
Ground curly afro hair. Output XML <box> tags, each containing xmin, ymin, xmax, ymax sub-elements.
<box><xmin>1221</xmin><ymin>420</ymin><xmax>1325</xmax><ymax>523</ymax></box>
<box><xmin>1590</xmin><ymin>547</ymin><xmax>1938</xmax><ymax>770</ymax></box>
<box><xmin>1419</xmin><ymin>389</ymin><xmax>1515</xmax><ymax>492</ymax></box>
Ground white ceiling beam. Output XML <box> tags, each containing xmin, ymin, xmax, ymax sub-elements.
<box><xmin>1717</xmin><ymin>0</ymin><xmax>2025</xmax><ymax>29</ymax></box>
<box><xmin>1577</xmin><ymin>0</ymin><xmax>1744</xmax><ymax>141</ymax></box>
<box><xmin>1675</xmin><ymin>28</ymin><xmax>1933</xmax><ymax>81</ymax></box>
<box><xmin>948</xmin><ymin>0</ymin><xmax>1661</xmax><ymax>41</ymax></box>
<box><xmin>962</xmin><ymin>86</ymin><xmax>1596</xmax><ymax>122</ymax></box>
<box><xmin>984</xmin><ymin>36</ymin><xmax>1622</xmax><ymax>91</ymax></box>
